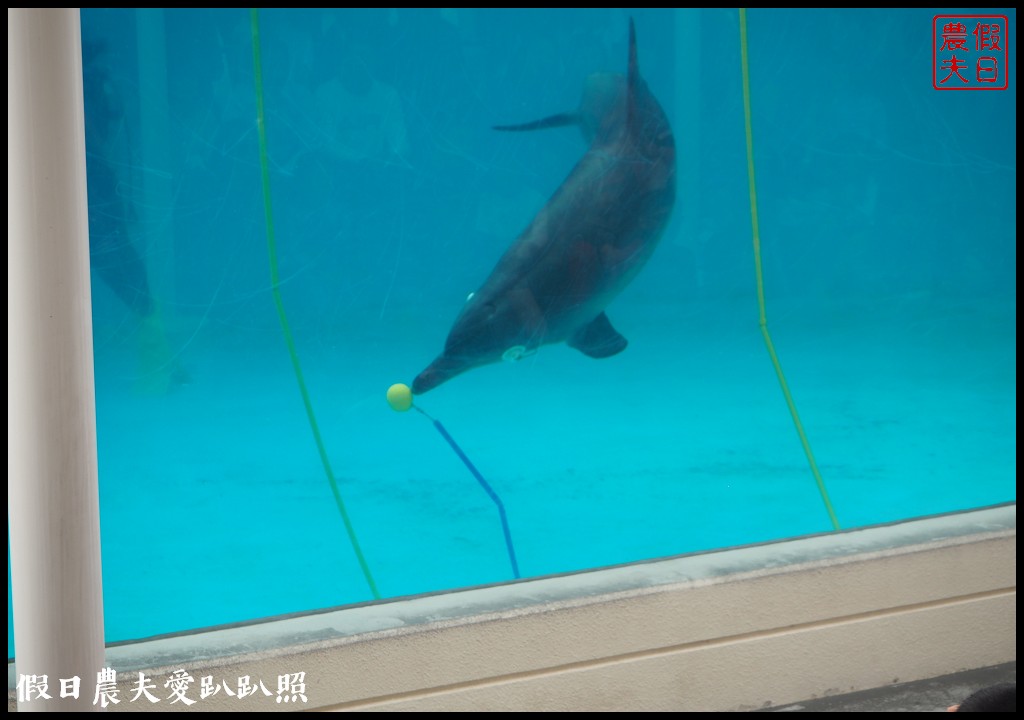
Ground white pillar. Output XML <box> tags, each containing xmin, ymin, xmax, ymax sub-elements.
<box><xmin>8</xmin><ymin>7</ymin><xmax>106</xmax><ymax>711</ymax></box>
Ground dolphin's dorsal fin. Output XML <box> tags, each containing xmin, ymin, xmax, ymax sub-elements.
<box><xmin>568</xmin><ymin>312</ymin><xmax>628</xmax><ymax>359</ymax></box>
<box><xmin>493</xmin><ymin>112</ymin><xmax>581</xmax><ymax>133</ymax></box>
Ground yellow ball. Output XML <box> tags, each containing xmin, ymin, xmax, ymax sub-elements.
<box><xmin>386</xmin><ymin>383</ymin><xmax>413</xmax><ymax>412</ymax></box>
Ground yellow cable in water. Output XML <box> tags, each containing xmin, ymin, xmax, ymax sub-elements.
<box><xmin>739</xmin><ymin>8</ymin><xmax>840</xmax><ymax>531</ymax></box>
<box><xmin>250</xmin><ymin>9</ymin><xmax>380</xmax><ymax>597</ymax></box>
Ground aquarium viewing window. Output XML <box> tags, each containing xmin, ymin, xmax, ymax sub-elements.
<box><xmin>8</xmin><ymin>7</ymin><xmax>1016</xmax><ymax>662</ymax></box>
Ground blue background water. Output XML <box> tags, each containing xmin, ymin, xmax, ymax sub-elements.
<box><xmin>8</xmin><ymin>8</ymin><xmax>1016</xmax><ymax>657</ymax></box>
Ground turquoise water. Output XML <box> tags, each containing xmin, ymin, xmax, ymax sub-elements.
<box><xmin>8</xmin><ymin>8</ymin><xmax>1016</xmax><ymax>657</ymax></box>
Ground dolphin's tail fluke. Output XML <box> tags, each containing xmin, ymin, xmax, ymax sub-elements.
<box><xmin>493</xmin><ymin>112</ymin><xmax>581</xmax><ymax>133</ymax></box>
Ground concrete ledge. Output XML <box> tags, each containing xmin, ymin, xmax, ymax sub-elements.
<box><xmin>8</xmin><ymin>504</ymin><xmax>1016</xmax><ymax>711</ymax></box>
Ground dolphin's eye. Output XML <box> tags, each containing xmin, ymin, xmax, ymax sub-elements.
<box><xmin>483</xmin><ymin>303</ymin><xmax>496</xmax><ymax>319</ymax></box>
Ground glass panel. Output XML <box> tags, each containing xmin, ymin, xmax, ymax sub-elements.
<box><xmin>8</xmin><ymin>8</ymin><xmax>1015</xmax><ymax>655</ymax></box>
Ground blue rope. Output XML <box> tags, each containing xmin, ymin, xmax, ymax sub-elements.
<box><xmin>421</xmin><ymin>410</ymin><xmax>520</xmax><ymax>579</ymax></box>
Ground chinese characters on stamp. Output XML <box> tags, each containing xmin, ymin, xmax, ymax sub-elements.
<box><xmin>934</xmin><ymin>15</ymin><xmax>1009</xmax><ymax>90</ymax></box>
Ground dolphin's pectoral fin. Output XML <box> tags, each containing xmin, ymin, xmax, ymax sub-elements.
<box><xmin>493</xmin><ymin>112</ymin><xmax>580</xmax><ymax>133</ymax></box>
<box><xmin>568</xmin><ymin>313</ymin><xmax>628</xmax><ymax>359</ymax></box>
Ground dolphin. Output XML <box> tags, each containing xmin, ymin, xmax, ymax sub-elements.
<box><xmin>412</xmin><ymin>19</ymin><xmax>676</xmax><ymax>395</ymax></box>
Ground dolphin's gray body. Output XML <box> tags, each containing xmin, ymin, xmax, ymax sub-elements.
<box><xmin>413</xmin><ymin>20</ymin><xmax>676</xmax><ymax>394</ymax></box>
